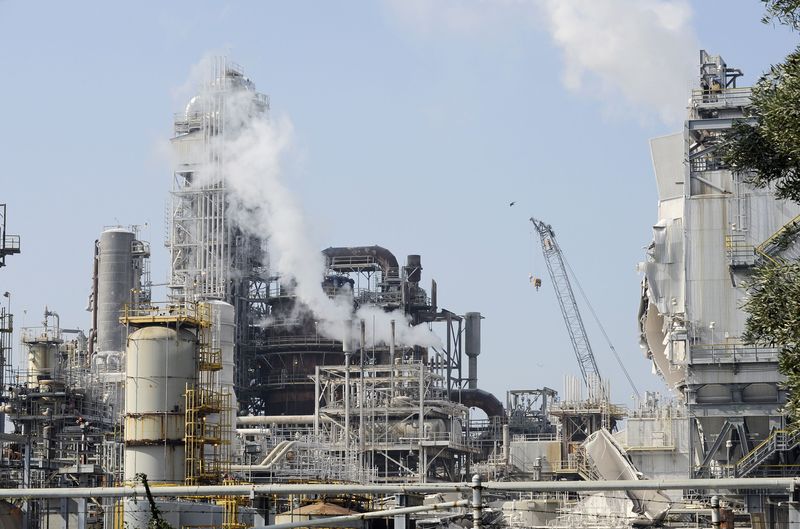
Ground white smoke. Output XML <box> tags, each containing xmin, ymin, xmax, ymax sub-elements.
<box><xmin>188</xmin><ymin>62</ymin><xmax>440</xmax><ymax>349</ymax></box>
<box><xmin>537</xmin><ymin>0</ymin><xmax>697</xmax><ymax>125</ymax></box>
<box><xmin>383</xmin><ymin>0</ymin><xmax>698</xmax><ymax>125</ymax></box>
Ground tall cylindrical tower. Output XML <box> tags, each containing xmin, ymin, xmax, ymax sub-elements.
<box><xmin>124</xmin><ymin>326</ymin><xmax>196</xmax><ymax>484</ymax></box>
<box><xmin>97</xmin><ymin>229</ymin><xmax>135</xmax><ymax>355</ymax></box>
<box><xmin>465</xmin><ymin>312</ymin><xmax>482</xmax><ymax>390</ymax></box>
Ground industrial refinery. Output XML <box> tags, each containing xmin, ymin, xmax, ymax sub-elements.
<box><xmin>2</xmin><ymin>44</ymin><xmax>800</xmax><ymax>529</ymax></box>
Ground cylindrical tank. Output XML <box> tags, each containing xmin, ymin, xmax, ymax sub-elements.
<box><xmin>97</xmin><ymin>229</ymin><xmax>135</xmax><ymax>355</ymax></box>
<box><xmin>26</xmin><ymin>341</ymin><xmax>57</xmax><ymax>386</ymax></box>
<box><xmin>207</xmin><ymin>301</ymin><xmax>237</xmax><ymax>441</ymax></box>
<box><xmin>124</xmin><ymin>326</ymin><xmax>196</xmax><ymax>484</ymax></box>
<box><xmin>465</xmin><ymin>312</ymin><xmax>482</xmax><ymax>389</ymax></box>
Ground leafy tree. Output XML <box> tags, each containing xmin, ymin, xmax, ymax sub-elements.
<box><xmin>742</xmin><ymin>263</ymin><xmax>800</xmax><ymax>426</ymax></box>
<box><xmin>722</xmin><ymin>2</ymin><xmax>800</xmax><ymax>428</ymax></box>
<box><xmin>722</xmin><ymin>49</ymin><xmax>800</xmax><ymax>202</ymax></box>
<box><xmin>135</xmin><ymin>473</ymin><xmax>176</xmax><ymax>529</ymax></box>
<box><xmin>762</xmin><ymin>0</ymin><xmax>800</xmax><ymax>30</ymax></box>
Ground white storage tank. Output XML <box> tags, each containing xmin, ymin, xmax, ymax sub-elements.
<box><xmin>124</xmin><ymin>326</ymin><xmax>196</xmax><ymax>484</ymax></box>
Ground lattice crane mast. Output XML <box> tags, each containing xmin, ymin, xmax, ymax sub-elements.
<box><xmin>530</xmin><ymin>217</ymin><xmax>602</xmax><ymax>391</ymax></box>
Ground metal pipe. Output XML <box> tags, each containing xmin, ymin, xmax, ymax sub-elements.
<box><xmin>359</xmin><ymin>319</ymin><xmax>366</xmax><ymax>462</ymax></box>
<box><xmin>89</xmin><ymin>239</ymin><xmax>99</xmax><ymax>357</ymax></box>
<box><xmin>0</xmin><ymin>483</ymin><xmax>471</xmax><ymax>499</ymax></box>
<box><xmin>502</xmin><ymin>424</ymin><xmax>510</xmax><ymax>468</ymax></box>
<box><xmin>344</xmin><ymin>339</ymin><xmax>351</xmax><ymax>464</ymax></box>
<box><xmin>237</xmin><ymin>416</ymin><xmax>330</xmax><ymax>425</ymax></box>
<box><xmin>390</xmin><ymin>320</ymin><xmax>396</xmax><ymax>397</ymax></box>
<box><xmin>419</xmin><ymin>362</ymin><xmax>425</xmax><ymax>483</ymax></box>
<box><xmin>0</xmin><ymin>478</ymin><xmax>797</xmax><ymax>499</ymax></box>
<box><xmin>472</xmin><ymin>475</ymin><xmax>482</xmax><ymax>529</ymax></box>
<box><xmin>711</xmin><ymin>495</ymin><xmax>720</xmax><ymax>528</ymax></box>
<box><xmin>314</xmin><ymin>365</ymin><xmax>320</xmax><ymax>437</ymax></box>
<box><xmin>255</xmin><ymin>499</ymin><xmax>469</xmax><ymax>529</ymax></box>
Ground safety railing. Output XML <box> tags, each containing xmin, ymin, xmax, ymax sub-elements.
<box><xmin>120</xmin><ymin>301</ymin><xmax>212</xmax><ymax>327</ymax></box>
<box><xmin>690</xmin><ymin>343</ymin><xmax>780</xmax><ymax>364</ymax></box>
<box><xmin>724</xmin><ymin>233</ymin><xmax>756</xmax><ymax>268</ymax></box>
<box><xmin>2</xmin><ymin>234</ymin><xmax>20</xmax><ymax>252</ymax></box>
<box><xmin>691</xmin><ymin>87</ymin><xmax>752</xmax><ymax>108</ymax></box>
<box><xmin>736</xmin><ymin>429</ymin><xmax>800</xmax><ymax>477</ymax></box>
<box><xmin>756</xmin><ymin>212</ymin><xmax>800</xmax><ymax>258</ymax></box>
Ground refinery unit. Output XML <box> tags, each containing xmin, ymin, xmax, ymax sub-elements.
<box><xmin>0</xmin><ymin>51</ymin><xmax>799</xmax><ymax>528</ymax></box>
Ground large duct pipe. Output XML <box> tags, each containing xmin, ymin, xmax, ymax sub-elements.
<box><xmin>322</xmin><ymin>246</ymin><xmax>400</xmax><ymax>277</ymax></box>
<box><xmin>465</xmin><ymin>312</ymin><xmax>482</xmax><ymax>389</ymax></box>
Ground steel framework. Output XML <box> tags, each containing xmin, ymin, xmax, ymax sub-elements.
<box><xmin>530</xmin><ymin>218</ymin><xmax>602</xmax><ymax>394</ymax></box>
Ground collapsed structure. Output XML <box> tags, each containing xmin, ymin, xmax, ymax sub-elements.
<box><xmin>0</xmin><ymin>52</ymin><xmax>798</xmax><ymax>528</ymax></box>
<box><xmin>639</xmin><ymin>50</ymin><xmax>800</xmax><ymax>523</ymax></box>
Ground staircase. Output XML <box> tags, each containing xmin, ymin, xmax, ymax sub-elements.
<box><xmin>756</xmin><ymin>213</ymin><xmax>800</xmax><ymax>264</ymax></box>
<box><xmin>735</xmin><ymin>429</ymin><xmax>800</xmax><ymax>477</ymax></box>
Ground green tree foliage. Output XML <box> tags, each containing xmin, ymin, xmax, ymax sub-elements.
<box><xmin>135</xmin><ymin>473</ymin><xmax>176</xmax><ymax>529</ymax></box>
<box><xmin>762</xmin><ymin>0</ymin><xmax>800</xmax><ymax>29</ymax></box>
<box><xmin>742</xmin><ymin>263</ymin><xmax>800</xmax><ymax>427</ymax></box>
<box><xmin>722</xmin><ymin>49</ymin><xmax>800</xmax><ymax>202</ymax></box>
<box><xmin>724</xmin><ymin>1</ymin><xmax>800</xmax><ymax>427</ymax></box>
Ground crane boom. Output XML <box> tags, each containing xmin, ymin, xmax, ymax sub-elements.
<box><xmin>530</xmin><ymin>218</ymin><xmax>601</xmax><ymax>389</ymax></box>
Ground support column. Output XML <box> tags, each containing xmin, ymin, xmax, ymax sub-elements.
<box><xmin>76</xmin><ymin>498</ymin><xmax>87</xmax><ymax>529</ymax></box>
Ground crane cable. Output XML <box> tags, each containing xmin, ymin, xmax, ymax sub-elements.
<box><xmin>560</xmin><ymin>253</ymin><xmax>642</xmax><ymax>401</ymax></box>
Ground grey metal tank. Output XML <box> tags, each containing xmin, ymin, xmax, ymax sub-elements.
<box><xmin>124</xmin><ymin>326</ymin><xmax>196</xmax><ymax>484</ymax></box>
<box><xmin>96</xmin><ymin>229</ymin><xmax>135</xmax><ymax>355</ymax></box>
<box><xmin>465</xmin><ymin>312</ymin><xmax>482</xmax><ymax>389</ymax></box>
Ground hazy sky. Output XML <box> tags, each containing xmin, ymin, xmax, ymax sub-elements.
<box><xmin>0</xmin><ymin>1</ymin><xmax>797</xmax><ymax>404</ymax></box>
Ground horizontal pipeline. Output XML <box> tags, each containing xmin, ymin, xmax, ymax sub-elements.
<box><xmin>0</xmin><ymin>478</ymin><xmax>795</xmax><ymax>499</ymax></box>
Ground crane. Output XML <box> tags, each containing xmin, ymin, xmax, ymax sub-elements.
<box><xmin>530</xmin><ymin>217</ymin><xmax>640</xmax><ymax>401</ymax></box>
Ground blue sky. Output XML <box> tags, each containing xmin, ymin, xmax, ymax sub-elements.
<box><xmin>0</xmin><ymin>1</ymin><xmax>797</xmax><ymax>404</ymax></box>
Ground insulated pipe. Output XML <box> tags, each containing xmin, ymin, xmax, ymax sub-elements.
<box><xmin>0</xmin><ymin>479</ymin><xmax>796</xmax><ymax>499</ymax></box>
<box><xmin>237</xmin><ymin>416</ymin><xmax>331</xmax><ymax>425</ymax></box>
<box><xmin>254</xmin><ymin>500</ymin><xmax>469</xmax><ymax>529</ymax></box>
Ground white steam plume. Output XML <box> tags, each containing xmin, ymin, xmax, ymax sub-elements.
<box><xmin>383</xmin><ymin>0</ymin><xmax>698</xmax><ymax>125</ymax></box>
<box><xmin>537</xmin><ymin>0</ymin><xmax>697</xmax><ymax>125</ymax></box>
<box><xmin>189</xmin><ymin>63</ymin><xmax>440</xmax><ymax>349</ymax></box>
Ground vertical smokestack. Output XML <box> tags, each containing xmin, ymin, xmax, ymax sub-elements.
<box><xmin>405</xmin><ymin>255</ymin><xmax>422</xmax><ymax>283</ymax></box>
<box><xmin>465</xmin><ymin>312</ymin><xmax>482</xmax><ymax>390</ymax></box>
